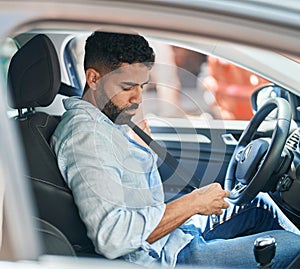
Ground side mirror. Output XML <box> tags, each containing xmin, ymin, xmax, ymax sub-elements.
<box><xmin>251</xmin><ymin>84</ymin><xmax>290</xmax><ymax>113</ymax></box>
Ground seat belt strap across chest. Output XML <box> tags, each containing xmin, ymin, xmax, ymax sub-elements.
<box><xmin>128</xmin><ymin>120</ymin><xmax>198</xmax><ymax>190</ymax></box>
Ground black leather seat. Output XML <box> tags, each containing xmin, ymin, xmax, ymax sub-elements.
<box><xmin>35</xmin><ymin>217</ymin><xmax>76</xmax><ymax>256</ymax></box>
<box><xmin>7</xmin><ymin>34</ymin><xmax>95</xmax><ymax>256</ymax></box>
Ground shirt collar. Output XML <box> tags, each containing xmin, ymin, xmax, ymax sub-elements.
<box><xmin>63</xmin><ymin>96</ymin><xmax>129</xmax><ymax>131</ymax></box>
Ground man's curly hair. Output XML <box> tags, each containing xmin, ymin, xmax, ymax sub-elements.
<box><xmin>84</xmin><ymin>31</ymin><xmax>155</xmax><ymax>72</ymax></box>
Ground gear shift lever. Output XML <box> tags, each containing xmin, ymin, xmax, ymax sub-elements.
<box><xmin>253</xmin><ymin>235</ymin><xmax>277</xmax><ymax>268</ymax></box>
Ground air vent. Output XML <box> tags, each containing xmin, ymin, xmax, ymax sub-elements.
<box><xmin>286</xmin><ymin>128</ymin><xmax>300</xmax><ymax>151</ymax></box>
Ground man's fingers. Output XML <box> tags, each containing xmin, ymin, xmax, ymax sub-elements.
<box><xmin>215</xmin><ymin>209</ymin><xmax>223</xmax><ymax>215</ymax></box>
<box><xmin>223</xmin><ymin>201</ymin><xmax>230</xmax><ymax>209</ymax></box>
<box><xmin>223</xmin><ymin>190</ymin><xmax>230</xmax><ymax>198</ymax></box>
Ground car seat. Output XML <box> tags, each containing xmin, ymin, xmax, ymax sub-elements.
<box><xmin>7</xmin><ymin>34</ymin><xmax>95</xmax><ymax>256</ymax></box>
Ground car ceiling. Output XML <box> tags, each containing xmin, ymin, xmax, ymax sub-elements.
<box><xmin>2</xmin><ymin>0</ymin><xmax>300</xmax><ymax>54</ymax></box>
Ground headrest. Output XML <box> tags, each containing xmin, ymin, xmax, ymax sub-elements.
<box><xmin>7</xmin><ymin>34</ymin><xmax>61</xmax><ymax>109</ymax></box>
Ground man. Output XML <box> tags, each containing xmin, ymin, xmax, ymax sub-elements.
<box><xmin>51</xmin><ymin>31</ymin><xmax>300</xmax><ymax>268</ymax></box>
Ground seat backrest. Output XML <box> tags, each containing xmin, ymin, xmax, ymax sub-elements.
<box><xmin>7</xmin><ymin>34</ymin><xmax>95</xmax><ymax>255</ymax></box>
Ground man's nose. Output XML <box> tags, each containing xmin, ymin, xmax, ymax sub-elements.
<box><xmin>130</xmin><ymin>86</ymin><xmax>142</xmax><ymax>104</ymax></box>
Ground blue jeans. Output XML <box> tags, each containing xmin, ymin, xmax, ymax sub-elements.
<box><xmin>176</xmin><ymin>193</ymin><xmax>300</xmax><ymax>268</ymax></box>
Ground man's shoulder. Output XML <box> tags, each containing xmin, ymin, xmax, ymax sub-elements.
<box><xmin>54</xmin><ymin>108</ymin><xmax>109</xmax><ymax>139</ymax></box>
<box><xmin>59</xmin><ymin>97</ymin><xmax>109</xmax><ymax>129</ymax></box>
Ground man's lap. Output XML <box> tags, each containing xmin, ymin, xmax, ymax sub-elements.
<box><xmin>176</xmin><ymin>230</ymin><xmax>300</xmax><ymax>268</ymax></box>
<box><xmin>176</xmin><ymin>192</ymin><xmax>300</xmax><ymax>267</ymax></box>
<box><xmin>186</xmin><ymin>192</ymin><xmax>299</xmax><ymax>237</ymax></box>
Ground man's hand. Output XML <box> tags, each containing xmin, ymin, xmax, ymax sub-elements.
<box><xmin>190</xmin><ymin>183</ymin><xmax>230</xmax><ymax>216</ymax></box>
<box><xmin>130</xmin><ymin>105</ymin><xmax>152</xmax><ymax>147</ymax></box>
<box><xmin>147</xmin><ymin>183</ymin><xmax>230</xmax><ymax>243</ymax></box>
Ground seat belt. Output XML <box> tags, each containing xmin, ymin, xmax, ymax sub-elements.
<box><xmin>128</xmin><ymin>120</ymin><xmax>198</xmax><ymax>190</ymax></box>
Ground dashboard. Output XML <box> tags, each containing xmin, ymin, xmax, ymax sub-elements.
<box><xmin>277</xmin><ymin>127</ymin><xmax>300</xmax><ymax>214</ymax></box>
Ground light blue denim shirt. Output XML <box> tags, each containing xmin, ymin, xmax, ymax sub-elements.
<box><xmin>51</xmin><ymin>97</ymin><xmax>193</xmax><ymax>268</ymax></box>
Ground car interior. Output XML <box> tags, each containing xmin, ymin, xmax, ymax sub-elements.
<box><xmin>5</xmin><ymin>30</ymin><xmax>300</xmax><ymax>266</ymax></box>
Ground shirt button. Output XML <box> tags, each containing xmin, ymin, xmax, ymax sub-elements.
<box><xmin>149</xmin><ymin>250</ymin><xmax>159</xmax><ymax>259</ymax></box>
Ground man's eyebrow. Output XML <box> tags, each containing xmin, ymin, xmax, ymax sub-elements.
<box><xmin>120</xmin><ymin>80</ymin><xmax>149</xmax><ymax>87</ymax></box>
<box><xmin>121</xmin><ymin>82</ymin><xmax>137</xmax><ymax>87</ymax></box>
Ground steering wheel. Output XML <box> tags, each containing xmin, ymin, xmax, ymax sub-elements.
<box><xmin>224</xmin><ymin>97</ymin><xmax>291</xmax><ymax>205</ymax></box>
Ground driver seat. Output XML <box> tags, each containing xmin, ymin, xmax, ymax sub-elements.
<box><xmin>7</xmin><ymin>34</ymin><xmax>95</xmax><ymax>256</ymax></box>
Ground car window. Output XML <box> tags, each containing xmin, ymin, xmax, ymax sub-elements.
<box><xmin>66</xmin><ymin>36</ymin><xmax>270</xmax><ymax>121</ymax></box>
<box><xmin>65</xmin><ymin>34</ymin><xmax>88</xmax><ymax>91</ymax></box>
<box><xmin>0</xmin><ymin>37</ymin><xmax>18</xmax><ymax>117</ymax></box>
<box><xmin>0</xmin><ymin>37</ymin><xmax>18</xmax><ymax>78</ymax></box>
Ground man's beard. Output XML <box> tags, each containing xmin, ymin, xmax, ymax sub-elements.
<box><xmin>102</xmin><ymin>100</ymin><xmax>139</xmax><ymax>125</ymax></box>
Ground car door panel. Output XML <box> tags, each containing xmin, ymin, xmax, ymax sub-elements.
<box><xmin>150</xmin><ymin>121</ymin><xmax>274</xmax><ymax>201</ymax></box>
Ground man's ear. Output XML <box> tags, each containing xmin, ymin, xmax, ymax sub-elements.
<box><xmin>85</xmin><ymin>68</ymin><xmax>101</xmax><ymax>90</ymax></box>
